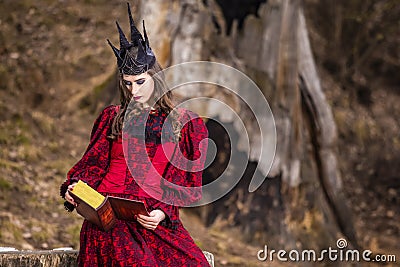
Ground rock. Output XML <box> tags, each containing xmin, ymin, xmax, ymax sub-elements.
<box><xmin>21</xmin><ymin>243</ymin><xmax>34</xmax><ymax>250</ymax></box>
<box><xmin>386</xmin><ymin>210</ymin><xmax>394</xmax><ymax>218</ymax></box>
<box><xmin>9</xmin><ymin>53</ymin><xmax>19</xmax><ymax>59</ymax></box>
<box><xmin>22</xmin><ymin>232</ymin><xmax>32</xmax><ymax>239</ymax></box>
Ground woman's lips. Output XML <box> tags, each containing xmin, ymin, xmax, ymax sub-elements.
<box><xmin>133</xmin><ymin>96</ymin><xmax>142</xmax><ymax>100</ymax></box>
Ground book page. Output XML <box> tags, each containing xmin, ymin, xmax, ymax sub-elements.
<box><xmin>70</xmin><ymin>180</ymin><xmax>105</xmax><ymax>209</ymax></box>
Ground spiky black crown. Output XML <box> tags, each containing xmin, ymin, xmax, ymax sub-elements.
<box><xmin>107</xmin><ymin>2</ymin><xmax>156</xmax><ymax>75</ymax></box>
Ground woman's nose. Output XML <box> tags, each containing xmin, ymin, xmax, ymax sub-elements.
<box><xmin>131</xmin><ymin>87</ymin><xmax>139</xmax><ymax>95</ymax></box>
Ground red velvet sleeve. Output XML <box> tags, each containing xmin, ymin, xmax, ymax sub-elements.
<box><xmin>59</xmin><ymin>105</ymin><xmax>118</xmax><ymax>208</ymax></box>
<box><xmin>149</xmin><ymin>109</ymin><xmax>208</xmax><ymax>228</ymax></box>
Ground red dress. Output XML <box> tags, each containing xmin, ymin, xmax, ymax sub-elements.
<box><xmin>60</xmin><ymin>105</ymin><xmax>210</xmax><ymax>267</ymax></box>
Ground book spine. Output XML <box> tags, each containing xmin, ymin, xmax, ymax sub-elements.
<box><xmin>97</xmin><ymin>200</ymin><xmax>116</xmax><ymax>231</ymax></box>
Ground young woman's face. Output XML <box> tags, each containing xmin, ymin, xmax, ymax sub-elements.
<box><xmin>122</xmin><ymin>72</ymin><xmax>154</xmax><ymax>106</ymax></box>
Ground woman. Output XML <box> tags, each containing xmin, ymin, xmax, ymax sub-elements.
<box><xmin>60</xmin><ymin>3</ymin><xmax>210</xmax><ymax>266</ymax></box>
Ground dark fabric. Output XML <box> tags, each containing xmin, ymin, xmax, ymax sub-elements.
<box><xmin>60</xmin><ymin>105</ymin><xmax>210</xmax><ymax>266</ymax></box>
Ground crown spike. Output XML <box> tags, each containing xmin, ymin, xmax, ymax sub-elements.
<box><xmin>116</xmin><ymin>21</ymin><xmax>130</xmax><ymax>48</ymax></box>
<box><xmin>127</xmin><ymin>2</ymin><xmax>142</xmax><ymax>44</ymax></box>
<box><xmin>142</xmin><ymin>20</ymin><xmax>150</xmax><ymax>48</ymax></box>
<box><xmin>107</xmin><ymin>39</ymin><xmax>120</xmax><ymax>58</ymax></box>
<box><xmin>136</xmin><ymin>41</ymin><xmax>147</xmax><ymax>64</ymax></box>
<box><xmin>127</xmin><ymin>3</ymin><xmax>134</xmax><ymax>29</ymax></box>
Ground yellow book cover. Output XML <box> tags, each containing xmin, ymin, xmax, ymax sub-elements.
<box><xmin>70</xmin><ymin>180</ymin><xmax>105</xmax><ymax>209</ymax></box>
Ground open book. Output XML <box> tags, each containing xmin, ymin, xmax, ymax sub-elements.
<box><xmin>68</xmin><ymin>180</ymin><xmax>149</xmax><ymax>231</ymax></box>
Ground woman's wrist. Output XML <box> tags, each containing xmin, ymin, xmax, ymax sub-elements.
<box><xmin>152</xmin><ymin>209</ymin><xmax>166</xmax><ymax>222</ymax></box>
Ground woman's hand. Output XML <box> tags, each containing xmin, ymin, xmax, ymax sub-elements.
<box><xmin>64</xmin><ymin>182</ymin><xmax>78</xmax><ymax>207</ymax></box>
<box><xmin>137</xmin><ymin>209</ymin><xmax>166</xmax><ymax>230</ymax></box>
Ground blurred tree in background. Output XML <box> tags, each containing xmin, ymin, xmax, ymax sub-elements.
<box><xmin>306</xmin><ymin>0</ymin><xmax>400</xmax><ymax>105</ymax></box>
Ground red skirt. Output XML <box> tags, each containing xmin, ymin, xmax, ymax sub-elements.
<box><xmin>77</xmin><ymin>216</ymin><xmax>210</xmax><ymax>266</ymax></box>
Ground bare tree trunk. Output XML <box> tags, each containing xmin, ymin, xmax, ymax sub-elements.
<box><xmin>297</xmin><ymin>9</ymin><xmax>358</xmax><ymax>248</ymax></box>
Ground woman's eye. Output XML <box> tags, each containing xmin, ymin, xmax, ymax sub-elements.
<box><xmin>124</xmin><ymin>81</ymin><xmax>132</xmax><ymax>86</ymax></box>
<box><xmin>136</xmin><ymin>79</ymin><xmax>145</xmax><ymax>85</ymax></box>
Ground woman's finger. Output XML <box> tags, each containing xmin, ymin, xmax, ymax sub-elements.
<box><xmin>137</xmin><ymin>218</ymin><xmax>158</xmax><ymax>229</ymax></box>
<box><xmin>137</xmin><ymin>214</ymin><xmax>158</xmax><ymax>223</ymax></box>
<box><xmin>65</xmin><ymin>191</ymin><xmax>77</xmax><ymax>206</ymax></box>
<box><xmin>137</xmin><ymin>222</ymin><xmax>155</xmax><ymax>230</ymax></box>
<box><xmin>137</xmin><ymin>217</ymin><xmax>157</xmax><ymax>226</ymax></box>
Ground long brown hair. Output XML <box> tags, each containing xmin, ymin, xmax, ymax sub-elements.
<box><xmin>109</xmin><ymin>61</ymin><xmax>181</xmax><ymax>142</ymax></box>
